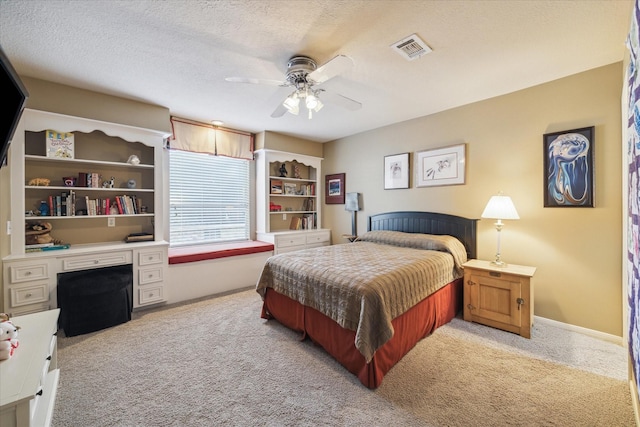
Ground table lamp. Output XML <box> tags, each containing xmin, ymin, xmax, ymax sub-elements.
<box><xmin>345</xmin><ymin>192</ymin><xmax>360</xmax><ymax>238</ymax></box>
<box><xmin>481</xmin><ymin>192</ymin><xmax>519</xmax><ymax>267</ymax></box>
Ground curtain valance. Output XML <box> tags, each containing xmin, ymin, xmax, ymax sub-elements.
<box><xmin>169</xmin><ymin>117</ymin><xmax>254</xmax><ymax>160</ymax></box>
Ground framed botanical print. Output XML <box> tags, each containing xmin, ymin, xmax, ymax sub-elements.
<box><xmin>384</xmin><ymin>153</ymin><xmax>410</xmax><ymax>189</ymax></box>
<box><xmin>416</xmin><ymin>143</ymin><xmax>466</xmax><ymax>187</ymax></box>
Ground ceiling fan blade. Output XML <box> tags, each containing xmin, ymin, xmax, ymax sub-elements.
<box><xmin>307</xmin><ymin>55</ymin><xmax>353</xmax><ymax>84</ymax></box>
<box><xmin>271</xmin><ymin>102</ymin><xmax>288</xmax><ymax>118</ymax></box>
<box><xmin>319</xmin><ymin>90</ymin><xmax>362</xmax><ymax>111</ymax></box>
<box><xmin>225</xmin><ymin>77</ymin><xmax>286</xmax><ymax>86</ymax></box>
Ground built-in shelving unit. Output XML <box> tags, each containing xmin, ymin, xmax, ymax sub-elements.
<box><xmin>255</xmin><ymin>149</ymin><xmax>330</xmax><ymax>254</ymax></box>
<box><xmin>2</xmin><ymin>108</ymin><xmax>170</xmax><ymax>315</ymax></box>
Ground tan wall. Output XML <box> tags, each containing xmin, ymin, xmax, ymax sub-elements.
<box><xmin>256</xmin><ymin>131</ymin><xmax>323</xmax><ymax>158</ymax></box>
<box><xmin>322</xmin><ymin>63</ymin><xmax>623</xmax><ymax>336</ymax></box>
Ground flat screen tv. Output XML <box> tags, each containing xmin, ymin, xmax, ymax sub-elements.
<box><xmin>0</xmin><ymin>45</ymin><xmax>29</xmax><ymax>168</ymax></box>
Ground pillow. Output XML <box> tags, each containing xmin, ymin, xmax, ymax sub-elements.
<box><xmin>357</xmin><ymin>230</ymin><xmax>468</xmax><ymax>268</ymax></box>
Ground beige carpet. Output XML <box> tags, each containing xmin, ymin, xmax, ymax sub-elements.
<box><xmin>52</xmin><ymin>288</ymin><xmax>635</xmax><ymax>426</ymax></box>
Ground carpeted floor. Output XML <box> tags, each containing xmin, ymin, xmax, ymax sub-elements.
<box><xmin>52</xmin><ymin>288</ymin><xmax>635</xmax><ymax>426</ymax></box>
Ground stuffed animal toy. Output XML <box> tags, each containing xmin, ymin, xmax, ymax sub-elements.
<box><xmin>0</xmin><ymin>318</ymin><xmax>20</xmax><ymax>360</ymax></box>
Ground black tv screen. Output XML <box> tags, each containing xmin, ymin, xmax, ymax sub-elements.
<box><xmin>0</xmin><ymin>45</ymin><xmax>29</xmax><ymax>168</ymax></box>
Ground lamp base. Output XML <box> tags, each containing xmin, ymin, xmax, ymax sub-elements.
<box><xmin>490</xmin><ymin>259</ymin><xmax>508</xmax><ymax>268</ymax></box>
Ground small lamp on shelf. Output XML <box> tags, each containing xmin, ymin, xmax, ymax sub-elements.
<box><xmin>481</xmin><ymin>192</ymin><xmax>519</xmax><ymax>267</ymax></box>
<box><xmin>345</xmin><ymin>192</ymin><xmax>360</xmax><ymax>241</ymax></box>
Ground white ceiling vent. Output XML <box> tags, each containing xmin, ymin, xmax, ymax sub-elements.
<box><xmin>391</xmin><ymin>33</ymin><xmax>432</xmax><ymax>61</ymax></box>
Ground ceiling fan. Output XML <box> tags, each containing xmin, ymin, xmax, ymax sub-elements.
<box><xmin>225</xmin><ymin>55</ymin><xmax>362</xmax><ymax>119</ymax></box>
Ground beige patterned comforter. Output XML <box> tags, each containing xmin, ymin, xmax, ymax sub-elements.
<box><xmin>256</xmin><ymin>231</ymin><xmax>467</xmax><ymax>362</ymax></box>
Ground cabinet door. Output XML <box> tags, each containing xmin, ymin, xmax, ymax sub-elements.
<box><xmin>467</xmin><ymin>272</ymin><xmax>521</xmax><ymax>327</ymax></box>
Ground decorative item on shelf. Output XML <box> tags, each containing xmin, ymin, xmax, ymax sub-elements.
<box><xmin>284</xmin><ymin>183</ymin><xmax>296</xmax><ymax>195</ymax></box>
<box><xmin>345</xmin><ymin>192</ymin><xmax>361</xmax><ymax>237</ymax></box>
<box><xmin>38</xmin><ymin>200</ymin><xmax>49</xmax><ymax>216</ymax></box>
<box><xmin>127</xmin><ymin>179</ymin><xmax>137</xmax><ymax>189</ymax></box>
<box><xmin>102</xmin><ymin>176</ymin><xmax>115</xmax><ymax>188</ymax></box>
<box><xmin>45</xmin><ymin>129</ymin><xmax>74</xmax><ymax>159</ymax></box>
<box><xmin>279</xmin><ymin>163</ymin><xmax>288</xmax><ymax>177</ymax></box>
<box><xmin>28</xmin><ymin>177</ymin><xmax>50</xmax><ymax>186</ymax></box>
<box><xmin>481</xmin><ymin>192</ymin><xmax>519</xmax><ymax>267</ymax></box>
<box><xmin>127</xmin><ymin>154</ymin><xmax>140</xmax><ymax>165</ymax></box>
<box><xmin>25</xmin><ymin>221</ymin><xmax>63</xmax><ymax>245</ymax></box>
<box><xmin>63</xmin><ymin>176</ymin><xmax>76</xmax><ymax>187</ymax></box>
<box><xmin>293</xmin><ymin>164</ymin><xmax>301</xmax><ymax>179</ymax></box>
<box><xmin>269</xmin><ymin>202</ymin><xmax>282</xmax><ymax>212</ymax></box>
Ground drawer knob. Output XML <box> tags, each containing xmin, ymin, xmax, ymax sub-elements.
<box><xmin>467</xmin><ymin>280</ymin><xmax>476</xmax><ymax>286</ymax></box>
<box><xmin>517</xmin><ymin>298</ymin><xmax>525</xmax><ymax>310</ymax></box>
<box><xmin>25</xmin><ymin>271</ymin><xmax>32</xmax><ymax>276</ymax></box>
<box><xmin>467</xmin><ymin>304</ymin><xmax>475</xmax><ymax>311</ymax></box>
<box><xmin>25</xmin><ymin>293</ymin><xmax>32</xmax><ymax>298</ymax></box>
<box><xmin>94</xmin><ymin>260</ymin><xmax>99</xmax><ymax>264</ymax></box>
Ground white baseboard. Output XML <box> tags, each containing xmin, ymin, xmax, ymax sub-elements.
<box><xmin>534</xmin><ymin>315</ymin><xmax>625</xmax><ymax>347</ymax></box>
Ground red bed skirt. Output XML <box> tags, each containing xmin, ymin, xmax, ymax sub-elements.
<box><xmin>261</xmin><ymin>278</ymin><xmax>463</xmax><ymax>388</ymax></box>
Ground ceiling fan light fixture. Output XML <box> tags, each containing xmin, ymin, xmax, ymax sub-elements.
<box><xmin>305</xmin><ymin>93</ymin><xmax>323</xmax><ymax>111</ymax></box>
<box><xmin>283</xmin><ymin>92</ymin><xmax>300</xmax><ymax>115</ymax></box>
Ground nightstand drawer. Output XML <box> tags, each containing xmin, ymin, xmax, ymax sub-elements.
<box><xmin>10</xmin><ymin>263</ymin><xmax>48</xmax><ymax>283</ymax></box>
<box><xmin>10</xmin><ymin>282</ymin><xmax>49</xmax><ymax>307</ymax></box>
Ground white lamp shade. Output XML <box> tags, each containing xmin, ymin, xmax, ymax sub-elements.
<box><xmin>481</xmin><ymin>195</ymin><xmax>519</xmax><ymax>220</ymax></box>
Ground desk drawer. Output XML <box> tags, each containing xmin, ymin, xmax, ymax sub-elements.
<box><xmin>138</xmin><ymin>250</ymin><xmax>163</xmax><ymax>266</ymax></box>
<box><xmin>9</xmin><ymin>263</ymin><xmax>48</xmax><ymax>283</ymax></box>
<box><xmin>139</xmin><ymin>286</ymin><xmax>164</xmax><ymax>305</ymax></box>
<box><xmin>10</xmin><ymin>283</ymin><xmax>49</xmax><ymax>307</ymax></box>
<box><xmin>62</xmin><ymin>251</ymin><xmax>132</xmax><ymax>271</ymax></box>
<box><xmin>138</xmin><ymin>267</ymin><xmax>163</xmax><ymax>285</ymax></box>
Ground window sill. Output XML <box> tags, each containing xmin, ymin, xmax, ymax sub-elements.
<box><xmin>168</xmin><ymin>241</ymin><xmax>274</xmax><ymax>265</ymax></box>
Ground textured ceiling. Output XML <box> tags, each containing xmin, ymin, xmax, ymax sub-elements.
<box><xmin>0</xmin><ymin>0</ymin><xmax>633</xmax><ymax>143</ymax></box>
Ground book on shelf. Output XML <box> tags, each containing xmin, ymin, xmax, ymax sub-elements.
<box><xmin>25</xmin><ymin>242</ymin><xmax>54</xmax><ymax>249</ymax></box>
<box><xmin>270</xmin><ymin>180</ymin><xmax>283</xmax><ymax>194</ymax></box>
<box><xmin>289</xmin><ymin>216</ymin><xmax>301</xmax><ymax>230</ymax></box>
<box><xmin>125</xmin><ymin>232</ymin><xmax>153</xmax><ymax>243</ymax></box>
<box><xmin>25</xmin><ymin>243</ymin><xmax>70</xmax><ymax>253</ymax></box>
<box><xmin>46</xmin><ymin>129</ymin><xmax>74</xmax><ymax>159</ymax></box>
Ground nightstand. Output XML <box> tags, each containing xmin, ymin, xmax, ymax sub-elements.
<box><xmin>462</xmin><ymin>259</ymin><xmax>536</xmax><ymax>338</ymax></box>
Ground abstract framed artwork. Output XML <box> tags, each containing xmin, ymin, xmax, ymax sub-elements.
<box><xmin>416</xmin><ymin>143</ymin><xmax>466</xmax><ymax>187</ymax></box>
<box><xmin>543</xmin><ymin>126</ymin><xmax>594</xmax><ymax>207</ymax></box>
<box><xmin>384</xmin><ymin>152</ymin><xmax>410</xmax><ymax>189</ymax></box>
<box><xmin>325</xmin><ymin>173</ymin><xmax>345</xmax><ymax>204</ymax></box>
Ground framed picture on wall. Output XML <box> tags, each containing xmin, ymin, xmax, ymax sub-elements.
<box><xmin>384</xmin><ymin>153</ymin><xmax>410</xmax><ymax>189</ymax></box>
<box><xmin>416</xmin><ymin>143</ymin><xmax>466</xmax><ymax>187</ymax></box>
<box><xmin>543</xmin><ymin>126</ymin><xmax>594</xmax><ymax>207</ymax></box>
<box><xmin>325</xmin><ymin>173</ymin><xmax>345</xmax><ymax>204</ymax></box>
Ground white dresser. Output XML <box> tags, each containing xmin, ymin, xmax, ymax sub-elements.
<box><xmin>257</xmin><ymin>229</ymin><xmax>331</xmax><ymax>254</ymax></box>
<box><xmin>0</xmin><ymin>309</ymin><xmax>60</xmax><ymax>427</ymax></box>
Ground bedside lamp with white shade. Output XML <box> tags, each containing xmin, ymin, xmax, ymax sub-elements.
<box><xmin>481</xmin><ymin>192</ymin><xmax>519</xmax><ymax>267</ymax></box>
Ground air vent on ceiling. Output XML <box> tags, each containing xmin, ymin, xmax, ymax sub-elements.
<box><xmin>390</xmin><ymin>33</ymin><xmax>432</xmax><ymax>61</ymax></box>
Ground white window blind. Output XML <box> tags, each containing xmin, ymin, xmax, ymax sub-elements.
<box><xmin>169</xmin><ymin>149</ymin><xmax>250</xmax><ymax>246</ymax></box>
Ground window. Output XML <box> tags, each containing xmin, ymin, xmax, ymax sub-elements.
<box><xmin>169</xmin><ymin>149</ymin><xmax>250</xmax><ymax>246</ymax></box>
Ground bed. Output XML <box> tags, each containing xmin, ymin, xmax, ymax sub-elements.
<box><xmin>256</xmin><ymin>211</ymin><xmax>477</xmax><ymax>388</ymax></box>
